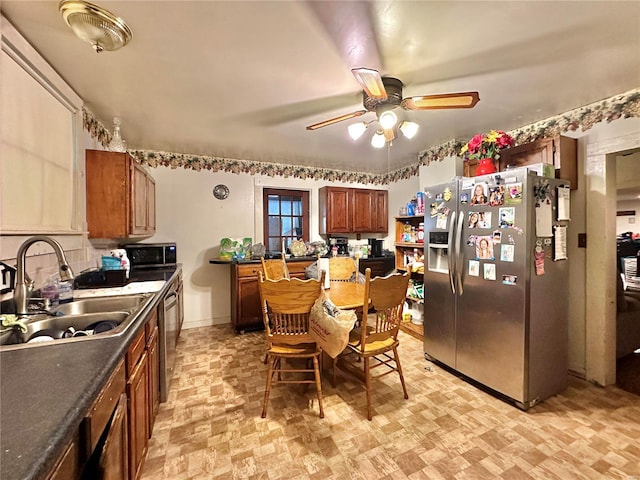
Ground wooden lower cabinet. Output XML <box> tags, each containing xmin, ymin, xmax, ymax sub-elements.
<box><xmin>231</xmin><ymin>260</ymin><xmax>314</xmax><ymax>332</ymax></box>
<box><xmin>147</xmin><ymin>326</ymin><xmax>160</xmax><ymax>432</ymax></box>
<box><xmin>98</xmin><ymin>394</ymin><xmax>129</xmax><ymax>480</ymax></box>
<box><xmin>47</xmin><ymin>434</ymin><xmax>80</xmax><ymax>480</ymax></box>
<box><xmin>358</xmin><ymin>257</ymin><xmax>395</xmax><ymax>278</ymax></box>
<box><xmin>127</xmin><ymin>350</ymin><xmax>149</xmax><ymax>480</ymax></box>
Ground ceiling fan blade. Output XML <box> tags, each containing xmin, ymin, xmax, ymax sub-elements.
<box><xmin>383</xmin><ymin>128</ymin><xmax>395</xmax><ymax>143</ymax></box>
<box><xmin>401</xmin><ymin>92</ymin><xmax>480</xmax><ymax>110</ymax></box>
<box><xmin>306</xmin><ymin>110</ymin><xmax>367</xmax><ymax>130</ymax></box>
<box><xmin>351</xmin><ymin>67</ymin><xmax>387</xmax><ymax>100</ymax></box>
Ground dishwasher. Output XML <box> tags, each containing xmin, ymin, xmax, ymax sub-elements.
<box><xmin>160</xmin><ymin>283</ymin><xmax>179</xmax><ymax>402</ymax></box>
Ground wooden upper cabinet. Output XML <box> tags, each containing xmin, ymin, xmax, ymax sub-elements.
<box><xmin>319</xmin><ymin>187</ymin><xmax>388</xmax><ymax>235</ymax></box>
<box><xmin>498</xmin><ymin>135</ymin><xmax>578</xmax><ymax>189</ymax></box>
<box><xmin>372</xmin><ymin>190</ymin><xmax>389</xmax><ymax>233</ymax></box>
<box><xmin>319</xmin><ymin>187</ymin><xmax>352</xmax><ymax>234</ymax></box>
<box><xmin>86</xmin><ymin>150</ymin><xmax>156</xmax><ymax>239</ymax></box>
<box><xmin>352</xmin><ymin>189</ymin><xmax>373</xmax><ymax>232</ymax></box>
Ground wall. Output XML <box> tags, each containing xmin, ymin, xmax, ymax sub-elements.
<box><xmin>145</xmin><ymin>167</ymin><xmax>394</xmax><ymax>329</ymax></box>
<box><xmin>616</xmin><ymin>200</ymin><xmax>640</xmax><ymax>234</ymax></box>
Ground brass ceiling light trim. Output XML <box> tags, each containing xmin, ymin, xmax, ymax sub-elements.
<box><xmin>59</xmin><ymin>0</ymin><xmax>132</xmax><ymax>53</ymax></box>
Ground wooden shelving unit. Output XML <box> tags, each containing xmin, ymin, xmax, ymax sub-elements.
<box><xmin>394</xmin><ymin>215</ymin><xmax>426</xmax><ymax>340</ymax></box>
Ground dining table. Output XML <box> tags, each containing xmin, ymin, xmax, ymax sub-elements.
<box><xmin>324</xmin><ymin>281</ymin><xmax>365</xmax><ymax>309</ymax></box>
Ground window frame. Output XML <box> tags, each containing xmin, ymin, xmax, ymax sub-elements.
<box><xmin>262</xmin><ymin>188</ymin><xmax>310</xmax><ymax>253</ymax></box>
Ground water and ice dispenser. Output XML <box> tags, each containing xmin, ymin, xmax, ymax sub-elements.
<box><xmin>428</xmin><ymin>231</ymin><xmax>449</xmax><ymax>273</ymax></box>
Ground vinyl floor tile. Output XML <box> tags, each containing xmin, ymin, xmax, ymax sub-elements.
<box><xmin>141</xmin><ymin>325</ymin><xmax>640</xmax><ymax>480</ymax></box>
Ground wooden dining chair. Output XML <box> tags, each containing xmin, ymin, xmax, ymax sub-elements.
<box><xmin>328</xmin><ymin>256</ymin><xmax>358</xmax><ymax>283</ymax></box>
<box><xmin>258</xmin><ymin>271</ymin><xmax>326</xmax><ymax>418</ymax></box>
<box><xmin>260</xmin><ymin>253</ymin><xmax>289</xmax><ymax>280</ymax></box>
<box><xmin>336</xmin><ymin>267</ymin><xmax>410</xmax><ymax>420</ymax></box>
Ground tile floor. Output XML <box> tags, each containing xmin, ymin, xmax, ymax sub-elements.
<box><xmin>141</xmin><ymin>325</ymin><xmax>640</xmax><ymax>480</ymax></box>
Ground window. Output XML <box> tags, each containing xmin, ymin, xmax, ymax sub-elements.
<box><xmin>263</xmin><ymin>188</ymin><xmax>309</xmax><ymax>253</ymax></box>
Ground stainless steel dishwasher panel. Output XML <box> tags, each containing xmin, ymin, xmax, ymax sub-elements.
<box><xmin>159</xmin><ymin>287</ymin><xmax>178</xmax><ymax>402</ymax></box>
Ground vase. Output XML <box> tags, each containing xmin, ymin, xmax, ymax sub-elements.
<box><xmin>475</xmin><ymin>158</ymin><xmax>497</xmax><ymax>176</ymax></box>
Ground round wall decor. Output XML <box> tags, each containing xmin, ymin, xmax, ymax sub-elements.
<box><xmin>213</xmin><ymin>184</ymin><xmax>229</xmax><ymax>200</ymax></box>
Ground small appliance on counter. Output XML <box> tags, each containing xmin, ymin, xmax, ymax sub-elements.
<box><xmin>368</xmin><ymin>238</ymin><xmax>384</xmax><ymax>258</ymax></box>
<box><xmin>122</xmin><ymin>242</ymin><xmax>177</xmax><ymax>269</ymax></box>
<box><xmin>328</xmin><ymin>236</ymin><xmax>349</xmax><ymax>255</ymax></box>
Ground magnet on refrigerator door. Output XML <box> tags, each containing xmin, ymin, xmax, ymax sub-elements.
<box><xmin>489</xmin><ymin>185</ymin><xmax>505</xmax><ymax>206</ymax></box>
<box><xmin>505</xmin><ymin>183</ymin><xmax>523</xmax><ymax>205</ymax></box>
<box><xmin>502</xmin><ymin>275</ymin><xmax>517</xmax><ymax>285</ymax></box>
<box><xmin>471</xmin><ymin>183</ymin><xmax>489</xmax><ymax>205</ymax></box>
<box><xmin>484</xmin><ymin>263</ymin><xmax>497</xmax><ymax>280</ymax></box>
<box><xmin>476</xmin><ymin>236</ymin><xmax>494</xmax><ymax>260</ymax></box>
<box><xmin>499</xmin><ymin>207</ymin><xmax>515</xmax><ymax>228</ymax></box>
<box><xmin>469</xmin><ymin>260</ymin><xmax>480</xmax><ymax>277</ymax></box>
<box><xmin>500</xmin><ymin>244</ymin><xmax>515</xmax><ymax>262</ymax></box>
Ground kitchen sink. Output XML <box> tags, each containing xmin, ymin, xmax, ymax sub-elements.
<box><xmin>0</xmin><ymin>293</ymin><xmax>154</xmax><ymax>350</ymax></box>
<box><xmin>52</xmin><ymin>293</ymin><xmax>151</xmax><ymax>316</ymax></box>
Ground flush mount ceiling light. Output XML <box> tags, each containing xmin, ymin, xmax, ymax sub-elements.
<box><xmin>59</xmin><ymin>0</ymin><xmax>132</xmax><ymax>53</ymax></box>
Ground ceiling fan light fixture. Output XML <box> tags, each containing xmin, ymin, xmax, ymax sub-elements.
<box><xmin>399</xmin><ymin>121</ymin><xmax>419</xmax><ymax>139</ymax></box>
<box><xmin>371</xmin><ymin>130</ymin><xmax>386</xmax><ymax>149</ymax></box>
<box><xmin>59</xmin><ymin>0</ymin><xmax>132</xmax><ymax>53</ymax></box>
<box><xmin>378</xmin><ymin>110</ymin><xmax>398</xmax><ymax>130</ymax></box>
<box><xmin>352</xmin><ymin>67</ymin><xmax>388</xmax><ymax>100</ymax></box>
<box><xmin>348</xmin><ymin>122</ymin><xmax>368</xmax><ymax>140</ymax></box>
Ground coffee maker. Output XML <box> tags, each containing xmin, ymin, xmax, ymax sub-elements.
<box><xmin>328</xmin><ymin>236</ymin><xmax>349</xmax><ymax>255</ymax></box>
<box><xmin>368</xmin><ymin>238</ymin><xmax>384</xmax><ymax>257</ymax></box>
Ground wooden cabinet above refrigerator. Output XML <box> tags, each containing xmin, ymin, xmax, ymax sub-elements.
<box><xmin>319</xmin><ymin>186</ymin><xmax>388</xmax><ymax>235</ymax></box>
<box><xmin>85</xmin><ymin>150</ymin><xmax>156</xmax><ymax>239</ymax></box>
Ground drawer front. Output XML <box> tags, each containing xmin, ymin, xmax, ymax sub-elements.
<box><xmin>286</xmin><ymin>260</ymin><xmax>313</xmax><ymax>276</ymax></box>
<box><xmin>127</xmin><ymin>329</ymin><xmax>146</xmax><ymax>375</ymax></box>
<box><xmin>83</xmin><ymin>360</ymin><xmax>126</xmax><ymax>457</ymax></box>
<box><xmin>237</xmin><ymin>264</ymin><xmax>262</xmax><ymax>278</ymax></box>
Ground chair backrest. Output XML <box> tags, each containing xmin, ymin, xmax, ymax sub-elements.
<box><xmin>328</xmin><ymin>256</ymin><xmax>357</xmax><ymax>282</ymax></box>
<box><xmin>261</xmin><ymin>253</ymin><xmax>290</xmax><ymax>280</ymax></box>
<box><xmin>258</xmin><ymin>271</ymin><xmax>325</xmax><ymax>346</ymax></box>
<box><xmin>354</xmin><ymin>268</ymin><xmax>410</xmax><ymax>350</ymax></box>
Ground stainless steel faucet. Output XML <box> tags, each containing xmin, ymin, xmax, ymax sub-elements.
<box><xmin>14</xmin><ymin>236</ymin><xmax>75</xmax><ymax>316</ymax></box>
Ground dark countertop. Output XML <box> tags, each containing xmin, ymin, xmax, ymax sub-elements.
<box><xmin>0</xmin><ymin>266</ymin><xmax>181</xmax><ymax>480</ymax></box>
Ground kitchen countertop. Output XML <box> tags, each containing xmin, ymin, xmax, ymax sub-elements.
<box><xmin>0</xmin><ymin>265</ymin><xmax>181</xmax><ymax>480</ymax></box>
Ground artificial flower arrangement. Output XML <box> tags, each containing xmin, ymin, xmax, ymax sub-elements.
<box><xmin>460</xmin><ymin>130</ymin><xmax>514</xmax><ymax>161</ymax></box>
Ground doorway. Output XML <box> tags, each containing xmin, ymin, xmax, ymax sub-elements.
<box><xmin>585</xmin><ymin>133</ymin><xmax>640</xmax><ymax>386</ymax></box>
<box><xmin>614</xmin><ymin>149</ymin><xmax>640</xmax><ymax>395</ymax></box>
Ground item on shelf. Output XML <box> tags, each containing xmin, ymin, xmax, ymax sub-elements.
<box><xmin>289</xmin><ymin>239</ymin><xmax>308</xmax><ymax>257</ymax></box>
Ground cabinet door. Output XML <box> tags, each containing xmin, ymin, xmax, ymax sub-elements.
<box><xmin>99</xmin><ymin>393</ymin><xmax>128</xmax><ymax>480</ymax></box>
<box><xmin>146</xmin><ymin>176</ymin><xmax>156</xmax><ymax>233</ymax></box>
<box><xmin>352</xmin><ymin>189</ymin><xmax>373</xmax><ymax>232</ymax></box>
<box><xmin>127</xmin><ymin>352</ymin><xmax>149</xmax><ymax>480</ymax></box>
<box><xmin>325</xmin><ymin>187</ymin><xmax>351</xmax><ymax>233</ymax></box>
<box><xmin>147</xmin><ymin>328</ymin><xmax>159</xmax><ymax>433</ymax></box>
<box><xmin>236</xmin><ymin>277</ymin><xmax>263</xmax><ymax>332</ymax></box>
<box><xmin>499</xmin><ymin>138</ymin><xmax>554</xmax><ymax>171</ymax></box>
<box><xmin>372</xmin><ymin>190</ymin><xmax>389</xmax><ymax>232</ymax></box>
<box><xmin>46</xmin><ymin>436</ymin><xmax>79</xmax><ymax>480</ymax></box>
<box><xmin>131</xmin><ymin>162</ymin><xmax>149</xmax><ymax>235</ymax></box>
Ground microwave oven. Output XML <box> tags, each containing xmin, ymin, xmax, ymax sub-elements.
<box><xmin>122</xmin><ymin>242</ymin><xmax>177</xmax><ymax>269</ymax></box>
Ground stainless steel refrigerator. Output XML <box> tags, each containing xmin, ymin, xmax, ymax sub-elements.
<box><xmin>423</xmin><ymin>167</ymin><xmax>571</xmax><ymax>409</ymax></box>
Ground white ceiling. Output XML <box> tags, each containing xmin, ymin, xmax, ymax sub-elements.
<box><xmin>2</xmin><ymin>1</ymin><xmax>639</xmax><ymax>175</ymax></box>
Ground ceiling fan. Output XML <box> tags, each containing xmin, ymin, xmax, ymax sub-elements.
<box><xmin>306</xmin><ymin>67</ymin><xmax>480</xmax><ymax>145</ymax></box>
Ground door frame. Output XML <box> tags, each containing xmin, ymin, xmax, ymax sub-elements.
<box><xmin>585</xmin><ymin>131</ymin><xmax>640</xmax><ymax>385</ymax></box>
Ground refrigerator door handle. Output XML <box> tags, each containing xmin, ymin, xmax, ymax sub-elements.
<box><xmin>455</xmin><ymin>209</ymin><xmax>465</xmax><ymax>295</ymax></box>
<box><xmin>447</xmin><ymin>210</ymin><xmax>457</xmax><ymax>294</ymax></box>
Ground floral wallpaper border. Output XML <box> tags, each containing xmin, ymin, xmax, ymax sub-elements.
<box><xmin>83</xmin><ymin>88</ymin><xmax>639</xmax><ymax>186</ymax></box>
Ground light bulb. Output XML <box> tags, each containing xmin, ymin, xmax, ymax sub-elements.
<box><xmin>371</xmin><ymin>131</ymin><xmax>386</xmax><ymax>148</ymax></box>
<box><xmin>399</xmin><ymin>121</ymin><xmax>419</xmax><ymax>139</ymax></box>
<box><xmin>348</xmin><ymin>122</ymin><xmax>367</xmax><ymax>140</ymax></box>
<box><xmin>379</xmin><ymin>110</ymin><xmax>398</xmax><ymax>130</ymax></box>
